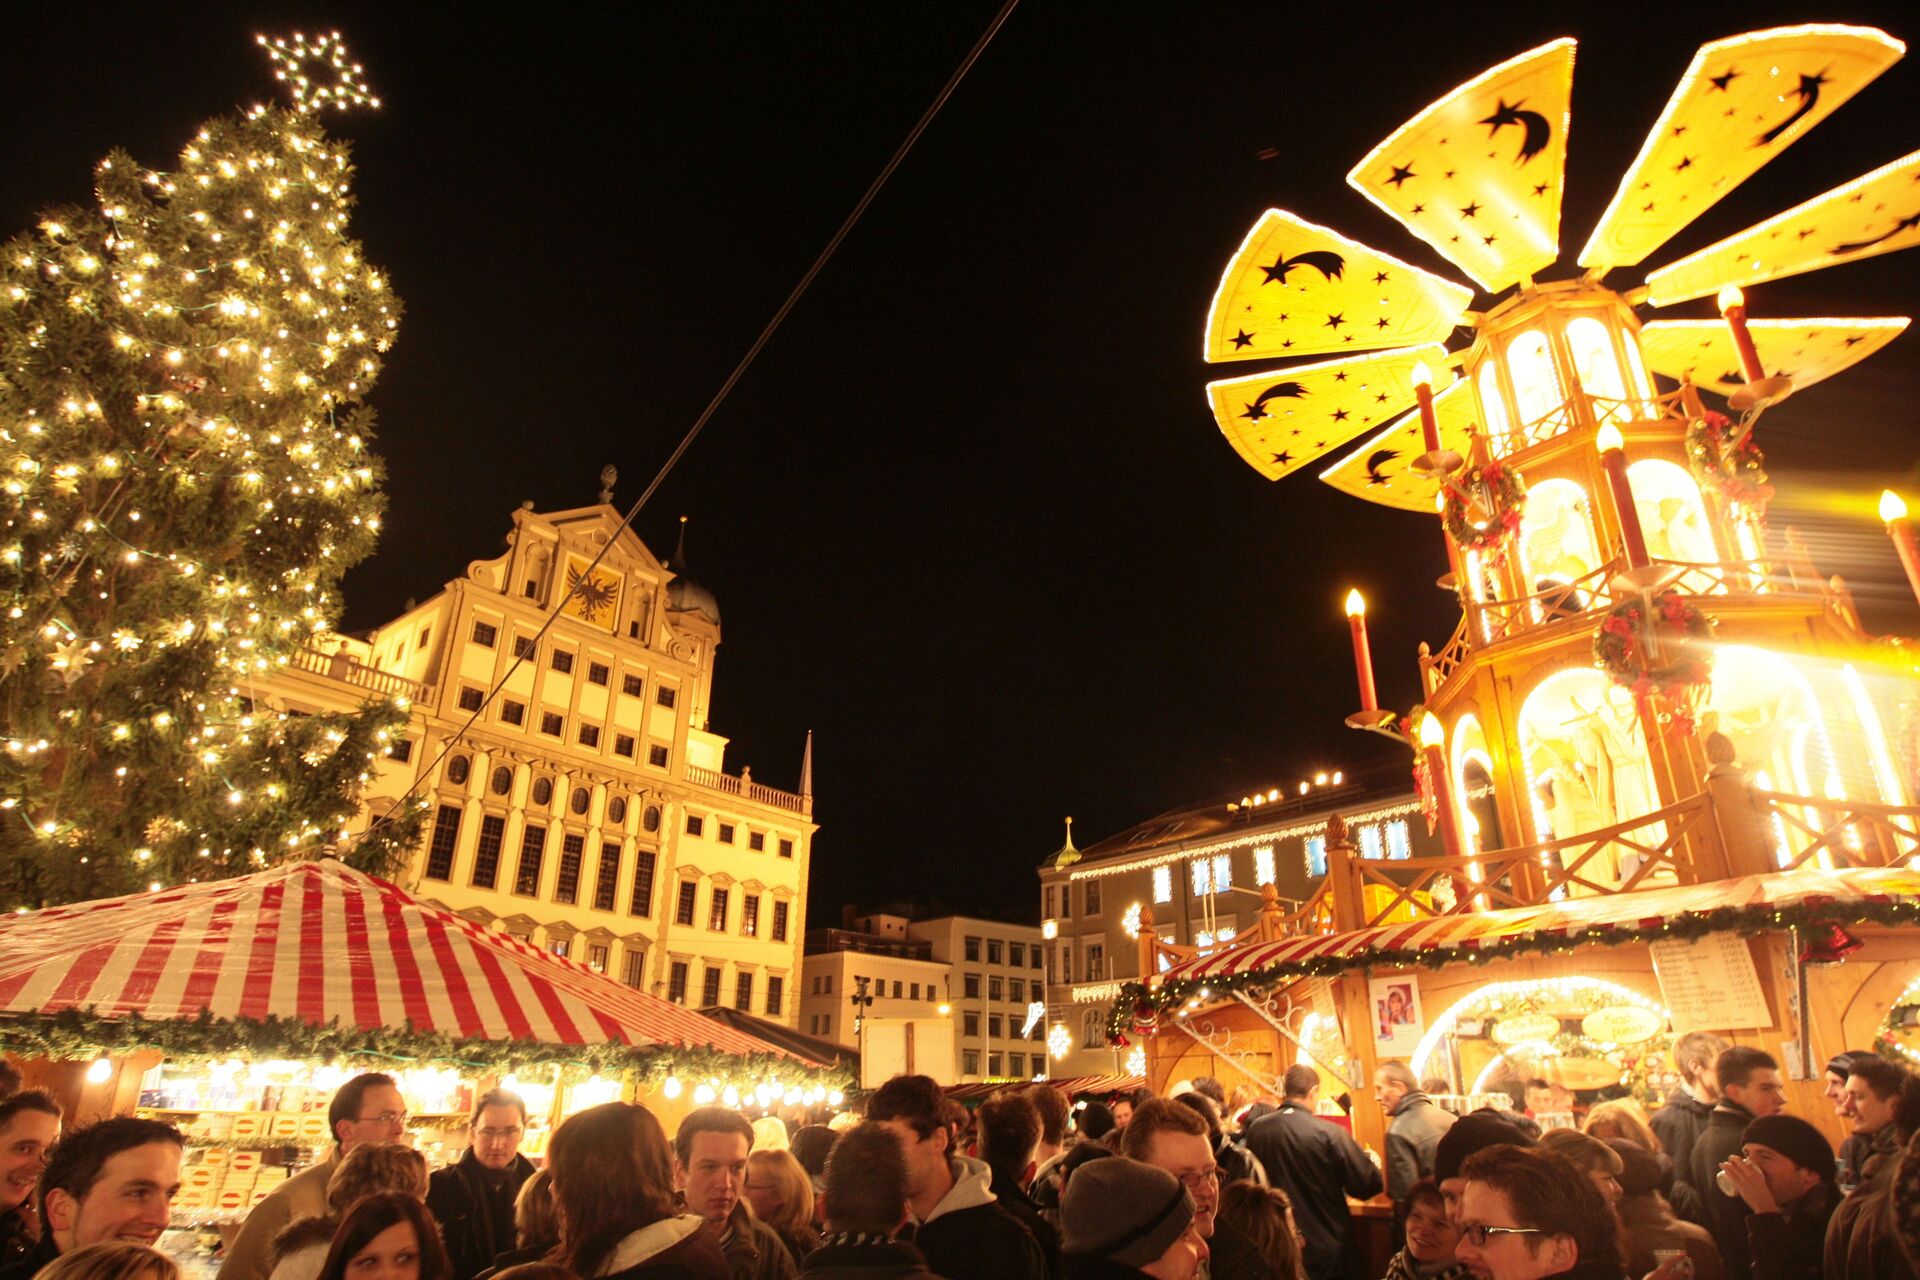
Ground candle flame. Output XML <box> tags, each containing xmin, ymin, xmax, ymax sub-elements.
<box><xmin>1418</xmin><ymin>711</ymin><xmax>1445</xmax><ymax>749</ymax></box>
<box><xmin>1344</xmin><ymin>588</ymin><xmax>1366</xmax><ymax>617</ymax></box>
<box><xmin>1881</xmin><ymin>490</ymin><xmax>1909</xmax><ymax>523</ymax></box>
<box><xmin>1410</xmin><ymin>361</ymin><xmax>1433</xmax><ymax>389</ymax></box>
<box><xmin>1595</xmin><ymin>423</ymin><xmax>1625</xmax><ymax>453</ymax></box>
<box><xmin>1717</xmin><ymin>284</ymin><xmax>1745</xmax><ymax>313</ymax></box>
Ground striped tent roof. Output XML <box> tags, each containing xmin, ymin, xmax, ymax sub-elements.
<box><xmin>0</xmin><ymin>859</ymin><xmax>795</xmax><ymax>1061</ymax></box>
<box><xmin>942</xmin><ymin>1073</ymin><xmax>1145</xmax><ymax>1103</ymax></box>
<box><xmin>1154</xmin><ymin>865</ymin><xmax>1920</xmax><ymax>989</ymax></box>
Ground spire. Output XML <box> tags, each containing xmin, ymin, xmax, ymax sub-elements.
<box><xmin>671</xmin><ymin>514</ymin><xmax>690</xmax><ymax>568</ymax></box>
<box><xmin>598</xmin><ymin>464</ymin><xmax>618</xmax><ymax>505</ymax></box>
<box><xmin>799</xmin><ymin>730</ymin><xmax>814</xmax><ymax>799</ymax></box>
<box><xmin>1050</xmin><ymin>816</ymin><xmax>1081</xmax><ymax>866</ymax></box>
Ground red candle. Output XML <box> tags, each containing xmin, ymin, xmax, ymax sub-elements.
<box><xmin>1597</xmin><ymin>425</ymin><xmax>1649</xmax><ymax>569</ymax></box>
<box><xmin>1416</xmin><ymin>713</ymin><xmax>1465</xmax><ymax>862</ymax></box>
<box><xmin>1717</xmin><ymin>285</ymin><xmax>1766</xmax><ymax>386</ymax></box>
<box><xmin>1345</xmin><ymin>589</ymin><xmax>1377</xmax><ymax>712</ymax></box>
<box><xmin>1412</xmin><ymin>362</ymin><xmax>1440</xmax><ymax>454</ymax></box>
<box><xmin>1881</xmin><ymin>491</ymin><xmax>1920</xmax><ymax>607</ymax></box>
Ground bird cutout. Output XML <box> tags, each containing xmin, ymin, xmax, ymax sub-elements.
<box><xmin>1579</xmin><ymin>24</ymin><xmax>1904</xmax><ymax>272</ymax></box>
<box><xmin>1636</xmin><ymin>317</ymin><xmax>1909</xmax><ymax>397</ymax></box>
<box><xmin>1643</xmin><ymin>149</ymin><xmax>1920</xmax><ymax>304</ymax></box>
<box><xmin>1205</xmin><ymin>344</ymin><xmax>1449</xmax><ymax>482</ymax></box>
<box><xmin>1319</xmin><ymin>378</ymin><xmax>1477</xmax><ymax>511</ymax></box>
<box><xmin>1347</xmin><ymin>37</ymin><xmax>1575</xmax><ymax>292</ymax></box>
<box><xmin>1204</xmin><ymin>210</ymin><xmax>1473</xmax><ymax>363</ymax></box>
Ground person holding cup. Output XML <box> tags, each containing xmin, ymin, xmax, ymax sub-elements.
<box><xmin>1714</xmin><ymin>1116</ymin><xmax>1837</xmax><ymax>1280</ymax></box>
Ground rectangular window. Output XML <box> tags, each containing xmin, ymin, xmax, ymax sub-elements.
<box><xmin>910</xmin><ymin>983</ymin><xmax>921</xmax><ymax>1001</ymax></box>
<box><xmin>471</xmin><ymin>620</ymin><xmax>498</xmax><ymax>648</ymax></box>
<box><xmin>553</xmin><ymin>833</ymin><xmax>585</xmax><ymax>904</ymax></box>
<box><xmin>964</xmin><ymin>1050</ymin><xmax>980</xmax><ymax>1076</ymax></box>
<box><xmin>735</xmin><ymin>971</ymin><xmax>754</xmax><ymax>1012</ymax></box>
<box><xmin>550</xmin><ymin>649</ymin><xmax>574</xmax><ymax>674</ymax></box>
<box><xmin>964</xmin><ymin>973</ymin><xmax>980</xmax><ymax>998</ymax></box>
<box><xmin>892</xmin><ymin>980</ymin><xmax>903</xmax><ymax>998</ymax></box>
<box><xmin>578</xmin><ymin>724</ymin><xmax>601</xmax><ymax>749</ymax></box>
<box><xmin>594</xmin><ymin>842</ymin><xmax>621</xmax><ymax>912</ymax></box>
<box><xmin>1387</xmin><ymin>819</ymin><xmax>1412</xmax><ymax>860</ymax></box>
<box><xmin>965</xmin><ymin>936</ymin><xmax>981</xmax><ymax>962</ymax></box>
<box><xmin>819</xmin><ymin>1012</ymin><xmax>832</xmax><ymax>1037</ymax></box>
<box><xmin>964</xmin><ymin>1012</ymin><xmax>980</xmax><ymax>1037</ymax></box>
<box><xmin>540</xmin><ymin>711</ymin><xmax>564</xmax><ymax>737</ymax></box>
<box><xmin>766</xmin><ymin>975</ymin><xmax>784</xmax><ymax>1018</ymax></box>
<box><xmin>742</xmin><ymin>894</ymin><xmax>761</xmax><ymax>938</ymax></box>
<box><xmin>1043</xmin><ymin>885</ymin><xmax>1054</xmax><ymax>918</ymax></box>
<box><xmin>614</xmin><ymin>734</ymin><xmax>636</xmax><ymax>758</ymax></box>
<box><xmin>623</xmin><ymin>947</ymin><xmax>646</xmax><ymax>988</ymax></box>
<box><xmin>1359</xmin><ymin>824</ymin><xmax>1384</xmax><ymax>859</ymax></box>
<box><xmin>587</xmin><ymin>943</ymin><xmax>609</xmax><ymax>973</ymax></box>
<box><xmin>987</xmin><ymin>939</ymin><xmax>1003</xmax><ymax>965</ymax></box>
<box><xmin>772</xmin><ymin>900</ymin><xmax>790</xmax><ymax>942</ymax></box>
<box><xmin>668</xmin><ymin>960</ymin><xmax>688</xmax><ymax>1004</ymax></box>
<box><xmin>423</xmin><ymin>804</ymin><xmax>462</xmax><ymax>880</ymax></box>
<box><xmin>1010</xmin><ymin>942</ymin><xmax>1025</xmax><ymax>967</ymax></box>
<box><xmin>1088</xmin><ymin>944</ymin><xmax>1106</xmax><ymax>980</ymax></box>
<box><xmin>1085</xmin><ymin>881</ymin><xmax>1103</xmax><ymax>915</ymax></box>
<box><xmin>549</xmin><ymin>937</ymin><xmax>570</xmax><ymax>959</ymax></box>
<box><xmin>1059</xmin><ymin>944</ymin><xmax>1073</xmax><ymax>984</ymax></box>
<box><xmin>629</xmin><ymin>850</ymin><xmax>657</xmax><ymax>917</ymax></box>
<box><xmin>989</xmin><ymin>975</ymin><xmax>1003</xmax><ymax>1002</ymax></box>
<box><xmin>717</xmin><ymin>822</ymin><xmax>735</xmax><ymax>844</ymax></box>
<box><xmin>587</xmin><ymin>661</ymin><xmax>610</xmax><ymax>686</ymax></box>
<box><xmin>649</xmin><ymin>744</ymin><xmax>670</xmax><ymax>767</ymax></box>
<box><xmin>1213</xmin><ymin>853</ymin><xmax>1232</xmax><ymax>892</ymax></box>
<box><xmin>656</xmin><ymin>685</ymin><xmax>677</xmax><ymax>708</ymax></box>
<box><xmin>701</xmin><ymin>966</ymin><xmax>722</xmax><ymax>1007</ymax></box>
<box><xmin>1191</xmin><ymin>859</ymin><xmax>1210</xmax><ymax>896</ymax></box>
<box><xmin>988</xmin><ymin>1014</ymin><xmax>1003</xmax><ymax>1039</ymax></box>
<box><xmin>822</xmin><ymin>974</ymin><xmax>833</xmax><ymax>995</ymax></box>
<box><xmin>622</xmin><ymin>674</ymin><xmax>644</xmax><ymax>697</ymax></box>
<box><xmin>1032</xmin><ymin>947</ymin><xmax>1043</xmax><ymax>970</ymax></box>
<box><xmin>471</xmin><ymin>814</ymin><xmax>507</xmax><ymax>889</ymax></box>
<box><xmin>513</xmin><ymin>636</ymin><xmax>536</xmax><ymax>660</ymax></box>
<box><xmin>1010</xmin><ymin>978</ymin><xmax>1024</xmax><ymax>1003</ymax></box>
<box><xmin>749</xmin><ymin>831</ymin><xmax>765</xmax><ymax>852</ymax></box>
<box><xmin>686</xmin><ymin>814</ymin><xmax>704</xmax><ymax>837</ymax></box>
<box><xmin>778</xmin><ymin>838</ymin><xmax>794</xmax><ymax>859</ymax></box>
<box><xmin>501</xmin><ymin>700</ymin><xmax>525</xmax><ymax>726</ymax></box>
<box><xmin>1153</xmin><ymin>866</ymin><xmax>1173</xmax><ymax>904</ymax></box>
<box><xmin>513</xmin><ymin>824</ymin><xmax>547</xmax><ymax>896</ymax></box>
<box><xmin>708</xmin><ymin>887</ymin><xmax>729</xmax><ymax>932</ymax></box>
<box><xmin>675</xmin><ymin>881</ymin><xmax>697</xmax><ymax>926</ymax></box>
<box><xmin>386</xmin><ymin>738</ymin><xmax>414</xmax><ymax>763</ymax></box>
<box><xmin>457</xmin><ymin>686</ymin><xmax>485</xmax><ymax>712</ymax></box>
<box><xmin>989</xmin><ymin>1051</ymin><xmax>1003</xmax><ymax>1077</ymax></box>
<box><xmin>1306</xmin><ymin>835</ymin><xmax>1328</xmax><ymax>877</ymax></box>
<box><xmin>1254</xmin><ymin>844</ymin><xmax>1277</xmax><ymax>886</ymax></box>
<box><xmin>1011</xmin><ymin>1053</ymin><xmax>1025</xmax><ymax>1077</ymax></box>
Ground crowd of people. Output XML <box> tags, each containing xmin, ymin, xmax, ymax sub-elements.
<box><xmin>2</xmin><ymin>1044</ymin><xmax>1920</xmax><ymax>1280</ymax></box>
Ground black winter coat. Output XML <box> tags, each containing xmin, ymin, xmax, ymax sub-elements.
<box><xmin>1651</xmin><ymin>1089</ymin><xmax>1715</xmax><ymax>1194</ymax></box>
<box><xmin>1690</xmin><ymin>1101</ymin><xmax>1758</xmax><ymax>1280</ymax></box>
<box><xmin>799</xmin><ymin>1235</ymin><xmax>945</xmax><ymax>1280</ymax></box>
<box><xmin>1243</xmin><ymin>1103</ymin><xmax>1381</xmax><ymax>1280</ymax></box>
<box><xmin>427</xmin><ymin>1151</ymin><xmax>537</xmax><ymax>1280</ymax></box>
<box><xmin>1745</xmin><ymin>1180</ymin><xmax>1838</xmax><ymax>1280</ymax></box>
<box><xmin>911</xmin><ymin>1203</ymin><xmax>1044</xmax><ymax>1280</ymax></box>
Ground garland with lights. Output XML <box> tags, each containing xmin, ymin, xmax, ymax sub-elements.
<box><xmin>1441</xmin><ymin>461</ymin><xmax>1525</xmax><ymax>558</ymax></box>
<box><xmin>1592</xmin><ymin>590</ymin><xmax>1715</xmax><ymax>733</ymax></box>
<box><xmin>1105</xmin><ymin>894</ymin><xmax>1920</xmax><ymax>1040</ymax></box>
<box><xmin>0</xmin><ymin>34</ymin><xmax>423</xmax><ymax>906</ymax></box>
<box><xmin>1876</xmin><ymin>976</ymin><xmax>1920</xmax><ymax>1069</ymax></box>
<box><xmin>1434</xmin><ymin>982</ymin><xmax>1670</xmax><ymax>1107</ymax></box>
<box><xmin>0</xmin><ymin>1007</ymin><xmax>854</xmax><ymax>1092</ymax></box>
<box><xmin>1685</xmin><ymin>411</ymin><xmax>1773</xmax><ymax>518</ymax></box>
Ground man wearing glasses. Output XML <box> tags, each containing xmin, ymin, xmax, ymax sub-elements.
<box><xmin>1120</xmin><ymin>1099</ymin><xmax>1271</xmax><ymax>1280</ymax></box>
<box><xmin>429</xmin><ymin>1089</ymin><xmax>535</xmax><ymax>1280</ymax></box>
<box><xmin>1452</xmin><ymin>1146</ymin><xmax>1627</xmax><ymax>1280</ymax></box>
<box><xmin>221</xmin><ymin>1072</ymin><xmax>410</xmax><ymax>1280</ymax></box>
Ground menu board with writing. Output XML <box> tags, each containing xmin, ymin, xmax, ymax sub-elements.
<box><xmin>1648</xmin><ymin>933</ymin><xmax>1773</xmax><ymax>1031</ymax></box>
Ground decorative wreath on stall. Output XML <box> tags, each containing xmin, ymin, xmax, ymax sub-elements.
<box><xmin>1593</xmin><ymin>590</ymin><xmax>1716</xmax><ymax>732</ymax></box>
<box><xmin>1441</xmin><ymin>460</ymin><xmax>1526</xmax><ymax>558</ymax></box>
<box><xmin>1685</xmin><ymin>410</ymin><xmax>1774</xmax><ymax>517</ymax></box>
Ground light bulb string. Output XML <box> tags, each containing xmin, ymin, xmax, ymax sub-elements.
<box><xmin>334</xmin><ymin>0</ymin><xmax>1023</xmax><ymax>862</ymax></box>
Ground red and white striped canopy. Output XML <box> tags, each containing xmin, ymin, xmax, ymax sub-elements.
<box><xmin>1156</xmin><ymin>865</ymin><xmax>1920</xmax><ymax>988</ymax></box>
<box><xmin>0</xmin><ymin>859</ymin><xmax>798</xmax><ymax>1061</ymax></box>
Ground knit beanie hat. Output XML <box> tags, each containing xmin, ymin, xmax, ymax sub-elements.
<box><xmin>1060</xmin><ymin>1157</ymin><xmax>1195</xmax><ymax>1269</ymax></box>
<box><xmin>1433</xmin><ymin>1110</ymin><xmax>1535</xmax><ymax>1182</ymax></box>
<box><xmin>1743</xmin><ymin>1114</ymin><xmax>1835</xmax><ymax>1180</ymax></box>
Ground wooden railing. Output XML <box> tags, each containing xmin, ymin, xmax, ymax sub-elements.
<box><xmin>285</xmin><ymin>647</ymin><xmax>433</xmax><ymax>702</ymax></box>
<box><xmin>1751</xmin><ymin>790</ymin><xmax>1920</xmax><ymax>871</ymax></box>
<box><xmin>1489</xmin><ymin>385</ymin><xmax>1697</xmax><ymax>458</ymax></box>
<box><xmin>686</xmin><ymin>764</ymin><xmax>810</xmax><ymax>815</ymax></box>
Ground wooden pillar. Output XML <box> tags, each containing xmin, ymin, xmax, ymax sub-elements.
<box><xmin>1324</xmin><ymin>817</ymin><xmax>1385</xmax><ymax>1149</ymax></box>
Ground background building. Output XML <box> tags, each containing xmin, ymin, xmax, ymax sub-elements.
<box><xmin>252</xmin><ymin>495</ymin><xmax>816</xmax><ymax>1024</ymax></box>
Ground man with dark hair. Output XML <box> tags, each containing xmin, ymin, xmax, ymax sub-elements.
<box><xmin>803</xmin><ymin>1121</ymin><xmax>940</xmax><ymax>1278</ymax></box>
<box><xmin>1713</xmin><ymin>1114</ymin><xmax>1837</xmax><ymax>1280</ymax></box>
<box><xmin>1653</xmin><ymin>1031</ymin><xmax>1731</xmax><ymax>1205</ymax></box>
<box><xmin>974</xmin><ymin>1094</ymin><xmax>1060</xmax><ymax>1278</ymax></box>
<box><xmin>1825</xmin><ymin>1055</ymin><xmax>1920</xmax><ymax>1280</ymax></box>
<box><xmin>1819</xmin><ymin>1050</ymin><xmax>1878</xmax><ymax>1190</ymax></box>
<box><xmin>0</xmin><ymin>1092</ymin><xmax>59</xmax><ymax>1267</ymax></box>
<box><xmin>1432</xmin><ymin>1111</ymin><xmax>1535</xmax><ymax>1222</ymax></box>
<box><xmin>1453</xmin><ymin>1144</ymin><xmax>1624</xmax><ymax>1280</ymax></box>
<box><xmin>223</xmin><ymin>1071</ymin><xmax>406</xmax><ymax>1280</ymax></box>
<box><xmin>1121</xmin><ymin>1100</ymin><xmax>1269</xmax><ymax>1280</ymax></box>
<box><xmin>1107</xmin><ymin>1089</ymin><xmax>1149</xmax><ymax>1136</ymax></box>
<box><xmin>428</xmin><ymin>1088</ymin><xmax>536</xmax><ymax>1280</ymax></box>
<box><xmin>1374</xmin><ymin>1060</ymin><xmax>1453</xmax><ymax>1212</ymax></box>
<box><xmin>1189</xmin><ymin>1079</ymin><xmax>1226</xmax><ymax>1110</ymax></box>
<box><xmin>1692</xmin><ymin>1046</ymin><xmax>1786</xmax><ymax>1280</ymax></box>
<box><xmin>1021</xmin><ymin>1086</ymin><xmax>1070</xmax><ymax>1172</ymax></box>
<box><xmin>1242</xmin><ymin>1067</ymin><xmax>1381</xmax><ymax>1280</ymax></box>
<box><xmin>674</xmin><ymin>1106</ymin><xmax>797</xmax><ymax>1280</ymax></box>
<box><xmin>865</xmin><ymin>1075</ymin><xmax>1042</xmax><ymax>1280</ymax></box>
<box><xmin>0</xmin><ymin>1117</ymin><xmax>181</xmax><ymax>1280</ymax></box>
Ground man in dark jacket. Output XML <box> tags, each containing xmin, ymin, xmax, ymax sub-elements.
<box><xmin>1824</xmin><ymin>1054</ymin><xmax>1917</xmax><ymax>1280</ymax></box>
<box><xmin>1058</xmin><ymin>1159</ymin><xmax>1206</xmax><ymax>1280</ymax></box>
<box><xmin>428</xmin><ymin>1089</ymin><xmax>537</xmax><ymax>1280</ymax></box>
<box><xmin>675</xmin><ymin>1107</ymin><xmax>799</xmax><ymax>1280</ymax></box>
<box><xmin>804</xmin><ymin>1122</ymin><xmax>946</xmax><ymax>1280</ymax></box>
<box><xmin>1243</xmin><ymin>1067</ymin><xmax>1381</xmax><ymax>1280</ymax></box>
<box><xmin>1121</xmin><ymin>1100</ymin><xmax>1270</xmax><ymax>1280</ymax></box>
<box><xmin>0</xmin><ymin>1118</ymin><xmax>182</xmax><ymax>1280</ymax></box>
<box><xmin>975</xmin><ymin>1093</ymin><xmax>1061</xmax><ymax>1278</ymax></box>
<box><xmin>1652</xmin><ymin>1031</ymin><xmax>1729</xmax><ymax>1208</ymax></box>
<box><xmin>1374</xmin><ymin>1062</ymin><xmax>1453</xmax><ymax>1212</ymax></box>
<box><xmin>868</xmin><ymin>1075</ymin><xmax>1043</xmax><ymax>1280</ymax></box>
<box><xmin>1690</xmin><ymin>1047</ymin><xmax>1786</xmax><ymax>1280</ymax></box>
<box><xmin>1714</xmin><ymin>1114</ymin><xmax>1836</xmax><ymax>1280</ymax></box>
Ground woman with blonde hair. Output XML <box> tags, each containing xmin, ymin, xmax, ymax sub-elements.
<box><xmin>743</xmin><ymin>1149</ymin><xmax>817</xmax><ymax>1266</ymax></box>
<box><xmin>545</xmin><ymin>1103</ymin><xmax>724</xmax><ymax>1279</ymax></box>
<box><xmin>37</xmin><ymin>1244</ymin><xmax>179</xmax><ymax>1280</ymax></box>
<box><xmin>1583</xmin><ymin>1098</ymin><xmax>1661</xmax><ymax>1152</ymax></box>
<box><xmin>474</xmin><ymin>1170</ymin><xmax>558</xmax><ymax>1280</ymax></box>
<box><xmin>270</xmin><ymin>1142</ymin><xmax>429</xmax><ymax>1280</ymax></box>
<box><xmin>747</xmin><ymin>1117</ymin><xmax>788</xmax><ymax>1153</ymax></box>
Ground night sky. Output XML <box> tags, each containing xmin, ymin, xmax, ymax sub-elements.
<box><xmin>7</xmin><ymin>3</ymin><xmax>1920</xmax><ymax>923</ymax></box>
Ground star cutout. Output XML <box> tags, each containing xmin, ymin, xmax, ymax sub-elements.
<box><xmin>1709</xmin><ymin>68</ymin><xmax>1741</xmax><ymax>92</ymax></box>
<box><xmin>1672</xmin><ymin>124</ymin><xmax>1688</xmax><ymax>137</ymax></box>
<box><xmin>1374</xmin><ymin>392</ymin><xmax>1389</xmax><ymax>403</ymax></box>
<box><xmin>1325</xmin><ymin>313</ymin><xmax>1346</xmax><ymax>330</ymax></box>
<box><xmin>1532</xmin><ymin>183</ymin><xmax>1549</xmax><ymax>196</ymax></box>
<box><xmin>1373</xmin><ymin>271</ymin><xmax>1390</xmax><ymax>284</ymax></box>
<box><xmin>1331</xmin><ymin>408</ymin><xmax>1350</xmax><ymax>422</ymax></box>
<box><xmin>1241</xmin><ymin>403</ymin><xmax>1267</xmax><ymax>422</ymax></box>
<box><xmin>1271</xmin><ymin>451</ymin><xmax>1293</xmax><ymax>466</ymax></box>
<box><xmin>1459</xmin><ymin>202</ymin><xmax>1481</xmax><ymax>219</ymax></box>
<box><xmin>1333</xmin><ymin>371</ymin><xmax>1348</xmax><ymax>383</ymax></box>
<box><xmin>1230</xmin><ymin>330</ymin><xmax>1254</xmax><ymax>349</ymax></box>
<box><xmin>1845</xmin><ymin>335</ymin><xmax>1865</xmax><ymax>347</ymax></box>
<box><xmin>1375</xmin><ymin>317</ymin><xmax>1390</xmax><ymax>330</ymax></box>
<box><xmin>1483</xmin><ymin>233</ymin><xmax>1498</xmax><ymax>246</ymax></box>
<box><xmin>1443</xmin><ymin>169</ymin><xmax>1457</xmax><ymax>180</ymax></box>
<box><xmin>1675</xmin><ymin>156</ymin><xmax>1693</xmax><ymax>172</ymax></box>
<box><xmin>1387</xmin><ymin>164</ymin><xmax>1416</xmax><ymax>188</ymax></box>
<box><xmin>1410</xmin><ymin>204</ymin><xmax>1426</xmax><ymax>215</ymax></box>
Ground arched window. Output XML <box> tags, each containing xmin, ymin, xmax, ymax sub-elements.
<box><xmin>1517</xmin><ymin>669</ymin><xmax>1662</xmax><ymax>885</ymax></box>
<box><xmin>1627</xmin><ymin>460</ymin><xmax>1716</xmax><ymax>566</ymax></box>
<box><xmin>1566</xmin><ymin>317</ymin><xmax>1629</xmax><ymax>425</ymax></box>
<box><xmin>1709</xmin><ymin>646</ymin><xmax>1846</xmax><ymax>866</ymax></box>
<box><xmin>1477</xmin><ymin>365</ymin><xmax>1511</xmax><ymax>445</ymax></box>
<box><xmin>1450</xmin><ymin>714</ymin><xmax>1502</xmax><ymax>857</ymax></box>
<box><xmin>1621</xmin><ymin>329</ymin><xmax>1655</xmax><ymax>402</ymax></box>
<box><xmin>1520</xmin><ymin>478</ymin><xmax>1603</xmax><ymax>603</ymax></box>
<box><xmin>489</xmin><ymin>765</ymin><xmax>512</xmax><ymax>797</ymax></box>
<box><xmin>446</xmin><ymin>755</ymin><xmax>470</xmax><ymax>787</ymax></box>
<box><xmin>1506</xmin><ymin>330</ymin><xmax>1562</xmax><ymax>433</ymax></box>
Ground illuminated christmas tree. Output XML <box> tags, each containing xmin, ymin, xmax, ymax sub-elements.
<box><xmin>0</xmin><ymin>34</ymin><xmax>424</xmax><ymax>905</ymax></box>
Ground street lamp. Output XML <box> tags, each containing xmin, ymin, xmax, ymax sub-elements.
<box><xmin>850</xmin><ymin>976</ymin><xmax>876</xmax><ymax>1088</ymax></box>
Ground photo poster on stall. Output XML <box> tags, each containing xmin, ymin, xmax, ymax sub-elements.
<box><xmin>1648</xmin><ymin>932</ymin><xmax>1773</xmax><ymax>1032</ymax></box>
<box><xmin>1370</xmin><ymin>975</ymin><xmax>1426</xmax><ymax>1056</ymax></box>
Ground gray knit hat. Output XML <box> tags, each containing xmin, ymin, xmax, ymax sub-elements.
<box><xmin>1060</xmin><ymin>1157</ymin><xmax>1195</xmax><ymax>1269</ymax></box>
